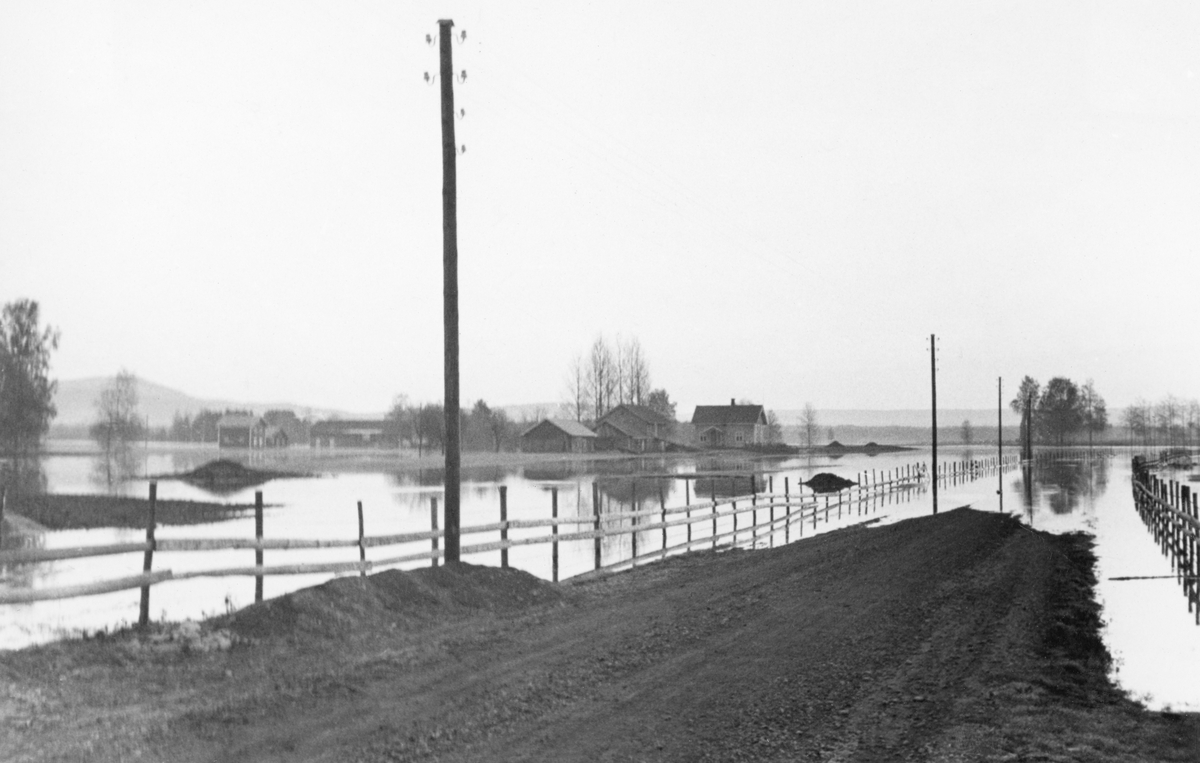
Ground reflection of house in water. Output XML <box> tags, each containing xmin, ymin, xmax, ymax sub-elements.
<box><xmin>690</xmin><ymin>474</ymin><xmax>763</xmax><ymax>500</ymax></box>
<box><xmin>310</xmin><ymin>420</ymin><xmax>400</xmax><ymax>449</ymax></box>
<box><xmin>692</xmin><ymin>401</ymin><xmax>767</xmax><ymax>448</ymax></box>
<box><xmin>520</xmin><ymin>419</ymin><xmax>598</xmax><ymax>453</ymax></box>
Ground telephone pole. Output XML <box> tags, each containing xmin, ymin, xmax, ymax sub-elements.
<box><xmin>930</xmin><ymin>334</ymin><xmax>938</xmax><ymax>515</ymax></box>
<box><xmin>438</xmin><ymin>18</ymin><xmax>461</xmax><ymax>563</ymax></box>
<box><xmin>997</xmin><ymin>376</ymin><xmax>1003</xmax><ymax>513</ymax></box>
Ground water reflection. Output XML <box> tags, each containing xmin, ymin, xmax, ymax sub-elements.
<box><xmin>0</xmin><ymin>454</ymin><xmax>47</xmax><ymax>505</ymax></box>
<box><xmin>1018</xmin><ymin>456</ymin><xmax>1111</xmax><ymax>518</ymax></box>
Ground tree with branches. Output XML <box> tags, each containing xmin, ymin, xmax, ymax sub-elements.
<box><xmin>90</xmin><ymin>369</ymin><xmax>144</xmax><ymax>486</ymax></box>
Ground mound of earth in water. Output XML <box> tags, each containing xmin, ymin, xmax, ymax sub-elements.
<box><xmin>227</xmin><ymin>563</ymin><xmax>563</xmax><ymax>641</ymax></box>
<box><xmin>804</xmin><ymin>472</ymin><xmax>858</xmax><ymax>493</ymax></box>
<box><xmin>170</xmin><ymin>459</ymin><xmax>307</xmax><ymax>495</ymax></box>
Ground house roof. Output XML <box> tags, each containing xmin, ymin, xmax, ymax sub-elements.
<box><xmin>595</xmin><ymin>418</ymin><xmax>642</xmax><ymax>439</ymax></box>
<box><xmin>522</xmin><ymin>419</ymin><xmax>598</xmax><ymax>439</ymax></box>
<box><xmin>691</xmin><ymin>404</ymin><xmax>766</xmax><ymax>426</ymax></box>
<box><xmin>217</xmin><ymin>414</ymin><xmax>263</xmax><ymax>429</ymax></box>
<box><xmin>603</xmin><ymin>404</ymin><xmax>671</xmax><ymax>426</ymax></box>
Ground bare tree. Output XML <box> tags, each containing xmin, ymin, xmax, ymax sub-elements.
<box><xmin>626</xmin><ymin>337</ymin><xmax>650</xmax><ymax>405</ymax></box>
<box><xmin>90</xmin><ymin>369</ymin><xmax>143</xmax><ymax>487</ymax></box>
<box><xmin>587</xmin><ymin>336</ymin><xmax>616</xmax><ymax>421</ymax></box>
<box><xmin>561</xmin><ymin>354</ymin><xmax>591</xmax><ymax>422</ymax></box>
<box><xmin>961</xmin><ymin>419</ymin><xmax>973</xmax><ymax>444</ymax></box>
<box><xmin>766</xmin><ymin>411</ymin><xmax>783</xmax><ymax>444</ymax></box>
<box><xmin>1079</xmin><ymin>379</ymin><xmax>1108</xmax><ymax>448</ymax></box>
<box><xmin>800</xmin><ymin>403</ymin><xmax>819</xmax><ymax>450</ymax></box>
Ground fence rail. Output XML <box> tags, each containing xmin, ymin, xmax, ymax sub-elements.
<box><xmin>0</xmin><ymin>455</ymin><xmax>1021</xmax><ymax>621</ymax></box>
<box><xmin>1131</xmin><ymin>455</ymin><xmax>1200</xmax><ymax>624</ymax></box>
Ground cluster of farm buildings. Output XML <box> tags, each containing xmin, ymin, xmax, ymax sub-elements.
<box><xmin>214</xmin><ymin>400</ymin><xmax>768</xmax><ymax>453</ymax></box>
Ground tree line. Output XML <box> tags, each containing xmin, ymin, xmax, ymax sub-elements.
<box><xmin>1121</xmin><ymin>396</ymin><xmax>1200</xmax><ymax>450</ymax></box>
<box><xmin>386</xmin><ymin>396</ymin><xmax>523</xmax><ymax>455</ymax></box>
<box><xmin>561</xmin><ymin>334</ymin><xmax>676</xmax><ymax>424</ymax></box>
<box><xmin>1009</xmin><ymin>376</ymin><xmax>1108</xmax><ymax>446</ymax></box>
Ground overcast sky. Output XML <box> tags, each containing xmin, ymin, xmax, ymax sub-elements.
<box><xmin>2</xmin><ymin>1</ymin><xmax>1198</xmax><ymax>416</ymax></box>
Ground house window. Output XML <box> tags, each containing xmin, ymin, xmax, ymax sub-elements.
<box><xmin>736</xmin><ymin>432</ymin><xmax>744</xmax><ymax>443</ymax></box>
<box><xmin>700</xmin><ymin>433</ymin><xmax>707</xmax><ymax>443</ymax></box>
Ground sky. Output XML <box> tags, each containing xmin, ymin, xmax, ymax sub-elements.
<box><xmin>2</xmin><ymin>1</ymin><xmax>1198</xmax><ymax>417</ymax></box>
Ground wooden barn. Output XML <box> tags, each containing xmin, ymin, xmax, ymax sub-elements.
<box><xmin>216</xmin><ymin>414</ymin><xmax>267</xmax><ymax>449</ymax></box>
<box><xmin>594</xmin><ymin>404</ymin><xmax>675</xmax><ymax>452</ymax></box>
<box><xmin>264</xmin><ymin>425</ymin><xmax>289</xmax><ymax>449</ymax></box>
<box><xmin>520</xmin><ymin>419</ymin><xmax>598</xmax><ymax>453</ymax></box>
<box><xmin>691</xmin><ymin>400</ymin><xmax>767</xmax><ymax>448</ymax></box>
<box><xmin>309</xmin><ymin>420</ymin><xmax>400</xmax><ymax>449</ymax></box>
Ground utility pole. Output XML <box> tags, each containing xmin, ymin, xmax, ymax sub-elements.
<box><xmin>438</xmin><ymin>18</ymin><xmax>461</xmax><ymax>563</ymax></box>
<box><xmin>930</xmin><ymin>334</ymin><xmax>938</xmax><ymax>515</ymax></box>
<box><xmin>997</xmin><ymin>376</ymin><xmax>1003</xmax><ymax>512</ymax></box>
<box><xmin>1024</xmin><ymin>393</ymin><xmax>1033</xmax><ymax>463</ymax></box>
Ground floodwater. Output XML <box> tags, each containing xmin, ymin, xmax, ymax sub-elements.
<box><xmin>1</xmin><ymin>442</ymin><xmax>1197</xmax><ymax>711</ymax></box>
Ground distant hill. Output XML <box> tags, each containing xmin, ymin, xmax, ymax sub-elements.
<box><xmin>52</xmin><ymin>377</ymin><xmax>370</xmax><ymax>428</ymax></box>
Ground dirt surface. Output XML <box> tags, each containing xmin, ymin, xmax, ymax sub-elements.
<box><xmin>2</xmin><ymin>509</ymin><xmax>1199</xmax><ymax>762</ymax></box>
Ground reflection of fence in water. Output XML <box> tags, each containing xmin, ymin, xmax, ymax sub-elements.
<box><xmin>1130</xmin><ymin>456</ymin><xmax>1200</xmax><ymax>625</ymax></box>
<box><xmin>0</xmin><ymin>456</ymin><xmax>1024</xmax><ymax>626</ymax></box>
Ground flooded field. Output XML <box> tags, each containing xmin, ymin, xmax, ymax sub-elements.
<box><xmin>1</xmin><ymin>441</ymin><xmax>1197</xmax><ymax>711</ymax></box>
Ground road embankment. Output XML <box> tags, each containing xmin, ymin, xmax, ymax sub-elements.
<box><xmin>1</xmin><ymin>509</ymin><xmax>1197</xmax><ymax>761</ymax></box>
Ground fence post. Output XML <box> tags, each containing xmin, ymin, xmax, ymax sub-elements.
<box><xmin>711</xmin><ymin>483</ymin><xmax>718</xmax><ymax>550</ymax></box>
<box><xmin>593</xmin><ymin>482</ymin><xmax>601</xmax><ymax>570</ymax></box>
<box><xmin>751</xmin><ymin>489</ymin><xmax>757</xmax><ymax>545</ymax></box>
<box><xmin>685</xmin><ymin>480</ymin><xmax>692</xmax><ymax>545</ymax></box>
<box><xmin>784</xmin><ymin>477</ymin><xmax>790</xmax><ymax>544</ymax></box>
<box><xmin>431</xmin><ymin>497</ymin><xmax>439</xmax><ymax>568</ymax></box>
<box><xmin>551</xmin><ymin>487</ymin><xmax>559</xmax><ymax>583</ymax></box>
<box><xmin>255</xmin><ymin>490</ymin><xmax>263</xmax><ymax>602</ymax></box>
<box><xmin>139</xmin><ymin>481</ymin><xmax>158</xmax><ymax>629</ymax></box>
<box><xmin>0</xmin><ymin>485</ymin><xmax>5</xmax><ymax>548</ymax></box>
<box><xmin>659</xmin><ymin>480</ymin><xmax>666</xmax><ymax>554</ymax></box>
<box><xmin>732</xmin><ymin>499</ymin><xmax>738</xmax><ymax>547</ymax></box>
<box><xmin>500</xmin><ymin>485</ymin><xmax>508</xmax><ymax>569</ymax></box>
<box><xmin>357</xmin><ymin>500</ymin><xmax>366</xmax><ymax>578</ymax></box>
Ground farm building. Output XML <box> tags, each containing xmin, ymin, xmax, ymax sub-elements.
<box><xmin>691</xmin><ymin>400</ymin><xmax>767</xmax><ymax>448</ymax></box>
<box><xmin>217</xmin><ymin>414</ymin><xmax>267</xmax><ymax>449</ymax></box>
<box><xmin>521</xmin><ymin>419</ymin><xmax>598</xmax><ymax>453</ymax></box>
<box><xmin>309</xmin><ymin>420</ymin><xmax>400</xmax><ymax>449</ymax></box>
<box><xmin>264</xmin><ymin>426</ymin><xmax>289</xmax><ymax>449</ymax></box>
<box><xmin>595</xmin><ymin>404</ymin><xmax>677</xmax><ymax>452</ymax></box>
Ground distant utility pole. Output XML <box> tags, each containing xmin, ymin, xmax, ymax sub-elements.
<box><xmin>930</xmin><ymin>334</ymin><xmax>938</xmax><ymax>515</ymax></box>
<box><xmin>997</xmin><ymin>376</ymin><xmax>1003</xmax><ymax>513</ymax></box>
<box><xmin>438</xmin><ymin>18</ymin><xmax>461</xmax><ymax>563</ymax></box>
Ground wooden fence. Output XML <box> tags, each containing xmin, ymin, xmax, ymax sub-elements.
<box><xmin>1131</xmin><ymin>456</ymin><xmax>1200</xmax><ymax>625</ymax></box>
<box><xmin>0</xmin><ymin>456</ymin><xmax>1019</xmax><ymax>623</ymax></box>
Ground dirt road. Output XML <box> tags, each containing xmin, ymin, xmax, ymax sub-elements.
<box><xmin>2</xmin><ymin>509</ymin><xmax>1198</xmax><ymax>761</ymax></box>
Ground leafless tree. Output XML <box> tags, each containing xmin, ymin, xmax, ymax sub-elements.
<box><xmin>561</xmin><ymin>354</ymin><xmax>591</xmax><ymax>422</ymax></box>
<box><xmin>767</xmin><ymin>411</ymin><xmax>783</xmax><ymax>443</ymax></box>
<box><xmin>625</xmin><ymin>337</ymin><xmax>651</xmax><ymax>405</ymax></box>
<box><xmin>90</xmin><ymin>369</ymin><xmax>143</xmax><ymax>487</ymax></box>
<box><xmin>587</xmin><ymin>336</ymin><xmax>617</xmax><ymax>421</ymax></box>
<box><xmin>800</xmin><ymin>403</ymin><xmax>819</xmax><ymax>450</ymax></box>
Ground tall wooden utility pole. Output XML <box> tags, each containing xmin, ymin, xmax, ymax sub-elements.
<box><xmin>998</xmin><ymin>376</ymin><xmax>1003</xmax><ymax>513</ymax></box>
<box><xmin>930</xmin><ymin>334</ymin><xmax>938</xmax><ymax>515</ymax></box>
<box><xmin>438</xmin><ymin>18</ymin><xmax>461</xmax><ymax>563</ymax></box>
